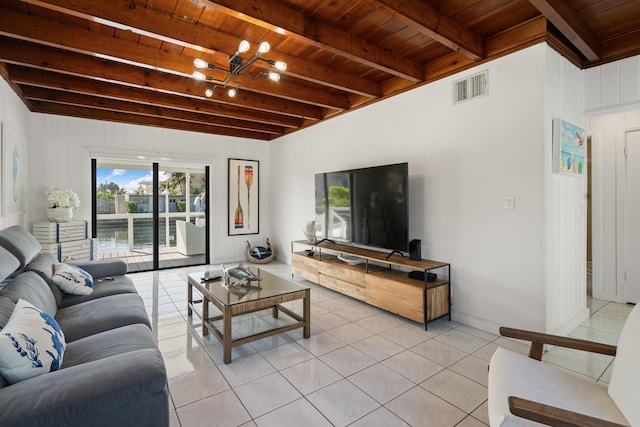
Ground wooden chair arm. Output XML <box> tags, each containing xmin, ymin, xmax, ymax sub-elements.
<box><xmin>500</xmin><ymin>327</ymin><xmax>617</xmax><ymax>360</ymax></box>
<box><xmin>508</xmin><ymin>396</ymin><xmax>628</xmax><ymax>427</ymax></box>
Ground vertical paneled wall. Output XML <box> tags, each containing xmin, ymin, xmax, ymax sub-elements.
<box><xmin>585</xmin><ymin>56</ymin><xmax>640</xmax><ymax>115</ymax></box>
<box><xmin>584</xmin><ymin>53</ymin><xmax>640</xmax><ymax>303</ymax></box>
<box><xmin>543</xmin><ymin>48</ymin><xmax>589</xmax><ymax>335</ymax></box>
<box><xmin>28</xmin><ymin>114</ymin><xmax>271</xmax><ymax>263</ymax></box>
<box><xmin>588</xmin><ymin>110</ymin><xmax>640</xmax><ymax>302</ymax></box>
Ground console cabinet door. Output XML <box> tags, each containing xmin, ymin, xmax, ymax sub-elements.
<box><xmin>365</xmin><ymin>272</ymin><xmax>423</xmax><ymax>323</ymax></box>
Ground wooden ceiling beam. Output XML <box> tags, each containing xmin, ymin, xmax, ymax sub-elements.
<box><xmin>0</xmin><ymin>37</ymin><xmax>323</xmax><ymax>120</ymax></box>
<box><xmin>17</xmin><ymin>0</ymin><xmax>380</xmax><ymax>98</ymax></box>
<box><xmin>7</xmin><ymin>65</ymin><xmax>302</xmax><ymax>128</ymax></box>
<box><xmin>21</xmin><ymin>85</ymin><xmax>284</xmax><ymax>135</ymax></box>
<box><xmin>363</xmin><ymin>0</ymin><xmax>484</xmax><ymax>60</ymax></box>
<box><xmin>30</xmin><ymin>101</ymin><xmax>274</xmax><ymax>140</ymax></box>
<box><xmin>0</xmin><ymin>7</ymin><xmax>348</xmax><ymax>110</ymax></box>
<box><xmin>425</xmin><ymin>17</ymin><xmax>547</xmax><ymax>82</ymax></box>
<box><xmin>527</xmin><ymin>0</ymin><xmax>600</xmax><ymax>62</ymax></box>
<box><xmin>205</xmin><ymin>0</ymin><xmax>424</xmax><ymax>82</ymax></box>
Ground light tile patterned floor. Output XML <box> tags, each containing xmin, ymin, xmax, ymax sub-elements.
<box><xmin>129</xmin><ymin>262</ymin><xmax>632</xmax><ymax>427</ymax></box>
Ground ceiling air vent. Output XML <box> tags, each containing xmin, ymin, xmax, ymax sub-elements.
<box><xmin>453</xmin><ymin>70</ymin><xmax>488</xmax><ymax>104</ymax></box>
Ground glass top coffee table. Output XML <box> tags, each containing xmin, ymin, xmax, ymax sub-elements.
<box><xmin>187</xmin><ymin>266</ymin><xmax>310</xmax><ymax>364</ymax></box>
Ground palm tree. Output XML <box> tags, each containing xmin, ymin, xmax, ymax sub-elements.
<box><xmin>162</xmin><ymin>172</ymin><xmax>186</xmax><ymax>195</ymax></box>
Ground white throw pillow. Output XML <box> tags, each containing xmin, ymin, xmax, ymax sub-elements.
<box><xmin>52</xmin><ymin>263</ymin><xmax>94</xmax><ymax>295</ymax></box>
<box><xmin>0</xmin><ymin>299</ymin><xmax>66</xmax><ymax>384</ymax></box>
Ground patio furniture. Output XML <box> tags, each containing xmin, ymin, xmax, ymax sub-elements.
<box><xmin>176</xmin><ymin>220</ymin><xmax>205</xmax><ymax>256</ymax></box>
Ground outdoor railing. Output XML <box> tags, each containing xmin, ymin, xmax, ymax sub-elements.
<box><xmin>96</xmin><ymin>212</ymin><xmax>206</xmax><ymax>252</ymax></box>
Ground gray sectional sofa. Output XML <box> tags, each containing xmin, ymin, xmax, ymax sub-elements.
<box><xmin>0</xmin><ymin>225</ymin><xmax>169</xmax><ymax>427</ymax></box>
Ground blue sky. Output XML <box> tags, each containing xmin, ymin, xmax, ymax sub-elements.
<box><xmin>97</xmin><ymin>168</ymin><xmax>171</xmax><ymax>192</ymax></box>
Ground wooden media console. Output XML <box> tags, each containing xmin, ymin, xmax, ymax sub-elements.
<box><xmin>291</xmin><ymin>240</ymin><xmax>450</xmax><ymax>329</ymax></box>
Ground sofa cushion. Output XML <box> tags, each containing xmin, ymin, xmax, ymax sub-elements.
<box><xmin>0</xmin><ymin>246</ymin><xmax>20</xmax><ymax>283</ymax></box>
<box><xmin>0</xmin><ymin>299</ymin><xmax>66</xmax><ymax>384</ymax></box>
<box><xmin>55</xmin><ymin>293</ymin><xmax>150</xmax><ymax>342</ymax></box>
<box><xmin>0</xmin><ymin>297</ymin><xmax>16</xmax><ymax>329</ymax></box>
<box><xmin>62</xmin><ymin>324</ymin><xmax>159</xmax><ymax>368</ymax></box>
<box><xmin>0</xmin><ymin>225</ymin><xmax>41</xmax><ymax>269</ymax></box>
<box><xmin>52</xmin><ymin>263</ymin><xmax>94</xmax><ymax>296</ymax></box>
<box><xmin>608</xmin><ymin>303</ymin><xmax>640</xmax><ymax>426</ymax></box>
<box><xmin>24</xmin><ymin>252</ymin><xmax>64</xmax><ymax>305</ymax></box>
<box><xmin>0</xmin><ymin>271</ymin><xmax>58</xmax><ymax>317</ymax></box>
<box><xmin>58</xmin><ymin>275</ymin><xmax>138</xmax><ymax>309</ymax></box>
<box><xmin>488</xmin><ymin>347</ymin><xmax>628</xmax><ymax>426</ymax></box>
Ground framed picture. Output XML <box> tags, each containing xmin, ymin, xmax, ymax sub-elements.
<box><xmin>228</xmin><ymin>158</ymin><xmax>259</xmax><ymax>235</ymax></box>
<box><xmin>1</xmin><ymin>123</ymin><xmax>26</xmax><ymax>216</ymax></box>
<box><xmin>553</xmin><ymin>118</ymin><xmax>586</xmax><ymax>176</ymax></box>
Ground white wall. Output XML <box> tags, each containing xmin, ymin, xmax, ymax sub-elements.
<box><xmin>0</xmin><ymin>78</ymin><xmax>30</xmax><ymax>229</ymax></box>
<box><xmin>270</xmin><ymin>44</ymin><xmax>588</xmax><ymax>333</ymax></box>
<box><xmin>27</xmin><ymin>114</ymin><xmax>271</xmax><ymax>263</ymax></box>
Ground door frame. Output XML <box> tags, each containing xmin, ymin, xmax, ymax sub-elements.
<box><xmin>89</xmin><ymin>149</ymin><xmax>212</xmax><ymax>271</ymax></box>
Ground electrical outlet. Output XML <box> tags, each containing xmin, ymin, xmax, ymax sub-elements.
<box><xmin>504</xmin><ymin>195</ymin><xmax>515</xmax><ymax>209</ymax></box>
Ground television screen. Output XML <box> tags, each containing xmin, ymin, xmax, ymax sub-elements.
<box><xmin>314</xmin><ymin>162</ymin><xmax>409</xmax><ymax>253</ymax></box>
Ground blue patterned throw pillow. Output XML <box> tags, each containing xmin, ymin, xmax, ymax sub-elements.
<box><xmin>0</xmin><ymin>299</ymin><xmax>66</xmax><ymax>384</ymax></box>
<box><xmin>52</xmin><ymin>263</ymin><xmax>94</xmax><ymax>296</ymax></box>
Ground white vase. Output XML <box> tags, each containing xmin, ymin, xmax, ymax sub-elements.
<box><xmin>47</xmin><ymin>207</ymin><xmax>73</xmax><ymax>222</ymax></box>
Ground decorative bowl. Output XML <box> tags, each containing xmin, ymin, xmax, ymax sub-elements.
<box><xmin>337</xmin><ymin>254</ymin><xmax>363</xmax><ymax>265</ymax></box>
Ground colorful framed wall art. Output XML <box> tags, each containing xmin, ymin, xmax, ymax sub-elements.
<box><xmin>228</xmin><ymin>158</ymin><xmax>259</xmax><ymax>235</ymax></box>
<box><xmin>553</xmin><ymin>118</ymin><xmax>586</xmax><ymax>176</ymax></box>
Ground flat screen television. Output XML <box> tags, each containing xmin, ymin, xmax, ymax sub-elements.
<box><xmin>314</xmin><ymin>162</ymin><xmax>409</xmax><ymax>253</ymax></box>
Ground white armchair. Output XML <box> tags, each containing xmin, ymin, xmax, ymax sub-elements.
<box><xmin>488</xmin><ymin>303</ymin><xmax>639</xmax><ymax>426</ymax></box>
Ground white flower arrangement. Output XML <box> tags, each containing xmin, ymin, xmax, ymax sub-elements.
<box><xmin>46</xmin><ymin>187</ymin><xmax>80</xmax><ymax>209</ymax></box>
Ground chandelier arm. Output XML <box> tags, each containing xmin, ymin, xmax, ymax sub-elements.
<box><xmin>233</xmin><ymin>56</ymin><xmax>260</xmax><ymax>76</ymax></box>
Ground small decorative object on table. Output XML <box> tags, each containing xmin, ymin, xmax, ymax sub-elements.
<box><xmin>303</xmin><ymin>220</ymin><xmax>318</xmax><ymax>244</ymax></box>
<box><xmin>222</xmin><ymin>263</ymin><xmax>263</xmax><ymax>283</ymax></box>
<box><xmin>46</xmin><ymin>187</ymin><xmax>80</xmax><ymax>222</ymax></box>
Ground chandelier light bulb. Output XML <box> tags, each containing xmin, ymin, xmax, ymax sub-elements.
<box><xmin>238</xmin><ymin>40</ymin><xmax>250</xmax><ymax>54</ymax></box>
<box><xmin>205</xmin><ymin>87</ymin><xmax>214</xmax><ymax>97</ymax></box>
<box><xmin>258</xmin><ymin>41</ymin><xmax>270</xmax><ymax>54</ymax></box>
<box><xmin>274</xmin><ymin>61</ymin><xmax>287</xmax><ymax>71</ymax></box>
<box><xmin>228</xmin><ymin>88</ymin><xmax>237</xmax><ymax>97</ymax></box>
<box><xmin>192</xmin><ymin>71</ymin><xmax>206</xmax><ymax>80</ymax></box>
<box><xmin>268</xmin><ymin>72</ymin><xmax>280</xmax><ymax>81</ymax></box>
<box><xmin>193</xmin><ymin>58</ymin><xmax>208</xmax><ymax>69</ymax></box>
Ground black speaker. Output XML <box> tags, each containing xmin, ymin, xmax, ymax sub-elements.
<box><xmin>409</xmin><ymin>239</ymin><xmax>421</xmax><ymax>260</ymax></box>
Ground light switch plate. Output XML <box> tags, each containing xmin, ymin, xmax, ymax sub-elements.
<box><xmin>504</xmin><ymin>195</ymin><xmax>515</xmax><ymax>209</ymax></box>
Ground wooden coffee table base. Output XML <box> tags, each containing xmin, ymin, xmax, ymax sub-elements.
<box><xmin>188</xmin><ymin>276</ymin><xmax>310</xmax><ymax>364</ymax></box>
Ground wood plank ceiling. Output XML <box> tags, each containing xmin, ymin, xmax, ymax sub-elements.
<box><xmin>0</xmin><ymin>0</ymin><xmax>639</xmax><ymax>141</ymax></box>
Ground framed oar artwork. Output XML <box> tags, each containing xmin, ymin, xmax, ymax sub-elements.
<box><xmin>228</xmin><ymin>158</ymin><xmax>259</xmax><ymax>235</ymax></box>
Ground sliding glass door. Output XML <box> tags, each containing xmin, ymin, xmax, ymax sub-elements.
<box><xmin>158</xmin><ymin>165</ymin><xmax>207</xmax><ymax>270</ymax></box>
<box><xmin>92</xmin><ymin>159</ymin><xmax>209</xmax><ymax>272</ymax></box>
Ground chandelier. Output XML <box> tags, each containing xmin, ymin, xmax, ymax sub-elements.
<box><xmin>192</xmin><ymin>40</ymin><xmax>287</xmax><ymax>98</ymax></box>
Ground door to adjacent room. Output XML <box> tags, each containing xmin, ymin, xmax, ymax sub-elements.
<box><xmin>92</xmin><ymin>159</ymin><xmax>209</xmax><ymax>272</ymax></box>
<box><xmin>622</xmin><ymin>130</ymin><xmax>640</xmax><ymax>303</ymax></box>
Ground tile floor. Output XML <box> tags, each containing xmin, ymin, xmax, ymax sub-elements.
<box><xmin>130</xmin><ymin>262</ymin><xmax>633</xmax><ymax>427</ymax></box>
